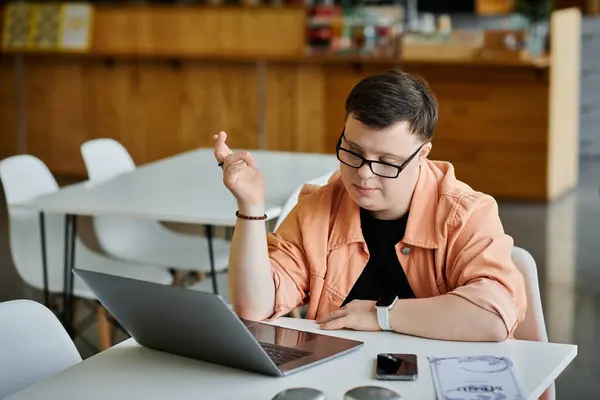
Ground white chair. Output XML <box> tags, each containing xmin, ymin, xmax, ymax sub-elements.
<box><xmin>80</xmin><ymin>138</ymin><xmax>231</xmax><ymax>279</ymax></box>
<box><xmin>0</xmin><ymin>300</ymin><xmax>81</xmax><ymax>398</ymax></box>
<box><xmin>0</xmin><ymin>155</ymin><xmax>173</xmax><ymax>350</ymax></box>
<box><xmin>511</xmin><ymin>246</ymin><xmax>555</xmax><ymax>400</ymax></box>
<box><xmin>274</xmin><ymin>170</ymin><xmax>337</xmax><ymax>231</ymax></box>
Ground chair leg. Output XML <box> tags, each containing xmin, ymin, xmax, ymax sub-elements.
<box><xmin>49</xmin><ymin>295</ymin><xmax>57</xmax><ymax>313</ymax></box>
<box><xmin>70</xmin><ymin>298</ymin><xmax>79</xmax><ymax>335</ymax></box>
<box><xmin>96</xmin><ymin>304</ymin><xmax>112</xmax><ymax>351</ymax></box>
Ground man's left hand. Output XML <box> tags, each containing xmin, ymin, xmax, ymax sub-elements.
<box><xmin>316</xmin><ymin>300</ymin><xmax>381</xmax><ymax>331</ymax></box>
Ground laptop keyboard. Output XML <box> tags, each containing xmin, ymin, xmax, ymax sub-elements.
<box><xmin>260</xmin><ymin>342</ymin><xmax>312</xmax><ymax>366</ymax></box>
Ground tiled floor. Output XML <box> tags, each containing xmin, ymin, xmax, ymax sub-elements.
<box><xmin>1</xmin><ymin>159</ymin><xmax>599</xmax><ymax>398</ymax></box>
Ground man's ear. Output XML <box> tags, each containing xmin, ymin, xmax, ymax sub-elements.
<box><xmin>419</xmin><ymin>143</ymin><xmax>432</xmax><ymax>164</ymax></box>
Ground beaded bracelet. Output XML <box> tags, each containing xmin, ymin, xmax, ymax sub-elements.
<box><xmin>236</xmin><ymin>210</ymin><xmax>267</xmax><ymax>220</ymax></box>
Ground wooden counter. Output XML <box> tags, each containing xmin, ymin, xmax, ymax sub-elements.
<box><xmin>0</xmin><ymin>6</ymin><xmax>580</xmax><ymax>201</ymax></box>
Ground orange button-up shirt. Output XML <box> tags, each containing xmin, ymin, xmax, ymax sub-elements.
<box><xmin>267</xmin><ymin>160</ymin><xmax>527</xmax><ymax>337</ymax></box>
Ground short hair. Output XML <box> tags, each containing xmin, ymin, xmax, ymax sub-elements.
<box><xmin>345</xmin><ymin>70</ymin><xmax>438</xmax><ymax>142</ymax></box>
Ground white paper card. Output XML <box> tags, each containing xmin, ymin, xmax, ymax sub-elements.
<box><xmin>428</xmin><ymin>355</ymin><xmax>526</xmax><ymax>400</ymax></box>
<box><xmin>60</xmin><ymin>4</ymin><xmax>93</xmax><ymax>50</ymax></box>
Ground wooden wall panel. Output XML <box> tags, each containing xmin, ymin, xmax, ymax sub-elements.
<box><xmin>0</xmin><ymin>60</ymin><xmax>17</xmax><ymax>159</ymax></box>
<box><xmin>11</xmin><ymin>57</ymin><xmax>553</xmax><ymax>198</ymax></box>
<box><xmin>82</xmin><ymin>63</ymin><xmax>149</xmax><ymax>165</ymax></box>
<box><xmin>177</xmin><ymin>63</ymin><xmax>259</xmax><ymax>154</ymax></box>
<box><xmin>93</xmin><ymin>7</ymin><xmax>306</xmax><ymax>57</ymax></box>
<box><xmin>431</xmin><ymin>143</ymin><xmax>548</xmax><ymax>199</ymax></box>
<box><xmin>23</xmin><ymin>60</ymin><xmax>87</xmax><ymax>173</ymax></box>
<box><xmin>425</xmin><ymin>79</ymin><xmax>549</xmax><ymax>146</ymax></box>
<box><xmin>18</xmin><ymin>59</ymin><xmax>259</xmax><ymax>176</ymax></box>
<box><xmin>420</xmin><ymin>67</ymin><xmax>548</xmax><ymax>199</ymax></box>
<box><xmin>265</xmin><ymin>65</ymin><xmax>327</xmax><ymax>153</ymax></box>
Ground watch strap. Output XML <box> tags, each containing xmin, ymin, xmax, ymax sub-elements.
<box><xmin>376</xmin><ymin>296</ymin><xmax>398</xmax><ymax>331</ymax></box>
<box><xmin>377</xmin><ymin>306</ymin><xmax>392</xmax><ymax>330</ymax></box>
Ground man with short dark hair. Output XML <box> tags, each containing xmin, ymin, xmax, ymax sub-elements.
<box><xmin>213</xmin><ymin>70</ymin><xmax>526</xmax><ymax>342</ymax></box>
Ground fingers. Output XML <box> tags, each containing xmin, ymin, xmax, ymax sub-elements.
<box><xmin>316</xmin><ymin>309</ymin><xmax>348</xmax><ymax>324</ymax></box>
<box><xmin>320</xmin><ymin>315</ymin><xmax>348</xmax><ymax>330</ymax></box>
<box><xmin>213</xmin><ymin>131</ymin><xmax>259</xmax><ymax>172</ymax></box>
<box><xmin>213</xmin><ymin>131</ymin><xmax>232</xmax><ymax>163</ymax></box>
<box><xmin>223</xmin><ymin>151</ymin><xmax>258</xmax><ymax>171</ymax></box>
<box><xmin>224</xmin><ymin>158</ymin><xmax>247</xmax><ymax>181</ymax></box>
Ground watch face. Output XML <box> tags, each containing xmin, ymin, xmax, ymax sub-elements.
<box><xmin>376</xmin><ymin>294</ymin><xmax>397</xmax><ymax>308</ymax></box>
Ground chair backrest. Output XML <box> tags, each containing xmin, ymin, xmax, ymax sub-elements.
<box><xmin>511</xmin><ymin>247</ymin><xmax>555</xmax><ymax>400</ymax></box>
<box><xmin>274</xmin><ymin>171</ymin><xmax>337</xmax><ymax>231</ymax></box>
<box><xmin>81</xmin><ymin>138</ymin><xmax>135</xmax><ymax>182</ymax></box>
<box><xmin>511</xmin><ymin>246</ymin><xmax>548</xmax><ymax>343</ymax></box>
<box><xmin>0</xmin><ymin>300</ymin><xmax>81</xmax><ymax>398</ymax></box>
<box><xmin>0</xmin><ymin>155</ymin><xmax>59</xmax><ymax>206</ymax></box>
<box><xmin>0</xmin><ymin>155</ymin><xmax>68</xmax><ymax>293</ymax></box>
<box><xmin>80</xmin><ymin>138</ymin><xmax>164</xmax><ymax>256</ymax></box>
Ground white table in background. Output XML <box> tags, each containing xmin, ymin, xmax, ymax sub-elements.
<box><xmin>6</xmin><ymin>318</ymin><xmax>577</xmax><ymax>400</ymax></box>
<box><xmin>14</xmin><ymin>149</ymin><xmax>339</xmax><ymax>327</ymax></box>
<box><xmin>17</xmin><ymin>148</ymin><xmax>339</xmax><ymax>225</ymax></box>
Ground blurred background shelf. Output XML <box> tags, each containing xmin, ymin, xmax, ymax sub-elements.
<box><xmin>0</xmin><ymin>3</ymin><xmax>583</xmax><ymax>201</ymax></box>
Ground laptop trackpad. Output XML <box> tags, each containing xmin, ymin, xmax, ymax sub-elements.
<box><xmin>248</xmin><ymin>323</ymin><xmax>319</xmax><ymax>347</ymax></box>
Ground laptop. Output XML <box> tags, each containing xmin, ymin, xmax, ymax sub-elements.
<box><xmin>73</xmin><ymin>269</ymin><xmax>363</xmax><ymax>377</ymax></box>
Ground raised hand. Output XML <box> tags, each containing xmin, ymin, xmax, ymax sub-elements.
<box><xmin>213</xmin><ymin>131</ymin><xmax>265</xmax><ymax>210</ymax></box>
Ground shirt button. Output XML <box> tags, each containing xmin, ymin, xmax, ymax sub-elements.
<box><xmin>401</xmin><ymin>247</ymin><xmax>411</xmax><ymax>256</ymax></box>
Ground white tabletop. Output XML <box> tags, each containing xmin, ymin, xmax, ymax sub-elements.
<box><xmin>7</xmin><ymin>318</ymin><xmax>576</xmax><ymax>400</ymax></box>
<box><xmin>16</xmin><ymin>149</ymin><xmax>339</xmax><ymax>226</ymax></box>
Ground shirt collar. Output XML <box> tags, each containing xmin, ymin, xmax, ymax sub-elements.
<box><xmin>328</xmin><ymin>161</ymin><xmax>439</xmax><ymax>250</ymax></box>
<box><xmin>403</xmin><ymin>161</ymin><xmax>439</xmax><ymax>249</ymax></box>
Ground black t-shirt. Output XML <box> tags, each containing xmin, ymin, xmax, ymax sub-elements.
<box><xmin>342</xmin><ymin>208</ymin><xmax>416</xmax><ymax>306</ymax></box>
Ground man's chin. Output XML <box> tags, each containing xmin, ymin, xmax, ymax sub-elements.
<box><xmin>348</xmin><ymin>192</ymin><xmax>381</xmax><ymax>211</ymax></box>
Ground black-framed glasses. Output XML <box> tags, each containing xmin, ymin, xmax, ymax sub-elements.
<box><xmin>336</xmin><ymin>130</ymin><xmax>427</xmax><ymax>179</ymax></box>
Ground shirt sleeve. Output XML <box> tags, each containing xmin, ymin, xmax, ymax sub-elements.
<box><xmin>266</xmin><ymin>202</ymin><xmax>311</xmax><ymax>320</ymax></box>
<box><xmin>445</xmin><ymin>194</ymin><xmax>528</xmax><ymax>338</ymax></box>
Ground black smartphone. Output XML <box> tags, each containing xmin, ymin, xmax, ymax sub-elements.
<box><xmin>376</xmin><ymin>353</ymin><xmax>418</xmax><ymax>381</ymax></box>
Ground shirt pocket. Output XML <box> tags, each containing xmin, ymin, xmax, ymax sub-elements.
<box><xmin>402</xmin><ymin>246</ymin><xmax>442</xmax><ymax>297</ymax></box>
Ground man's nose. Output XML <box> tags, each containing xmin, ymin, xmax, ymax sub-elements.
<box><xmin>357</xmin><ymin>163</ymin><xmax>374</xmax><ymax>180</ymax></box>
